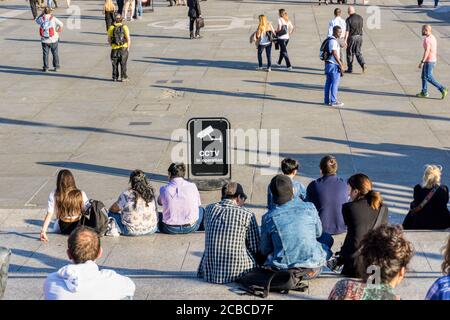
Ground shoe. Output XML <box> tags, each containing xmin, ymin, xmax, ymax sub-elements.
<box><xmin>121</xmin><ymin>77</ymin><xmax>130</xmax><ymax>82</ymax></box>
<box><xmin>52</xmin><ymin>67</ymin><xmax>60</xmax><ymax>72</ymax></box>
<box><xmin>416</xmin><ymin>92</ymin><xmax>429</xmax><ymax>98</ymax></box>
<box><xmin>286</xmin><ymin>66</ymin><xmax>293</xmax><ymax>71</ymax></box>
<box><xmin>362</xmin><ymin>64</ymin><xmax>367</xmax><ymax>73</ymax></box>
<box><xmin>326</xmin><ymin>256</ymin><xmax>342</xmax><ymax>273</ymax></box>
<box><xmin>344</xmin><ymin>69</ymin><xmax>353</xmax><ymax>73</ymax></box>
<box><xmin>441</xmin><ymin>88</ymin><xmax>448</xmax><ymax>100</ymax></box>
<box><xmin>275</xmin><ymin>62</ymin><xmax>281</xmax><ymax>67</ymax></box>
<box><xmin>267</xmin><ymin>67</ymin><xmax>271</xmax><ymax>72</ymax></box>
<box><xmin>112</xmin><ymin>78</ymin><xmax>118</xmax><ymax>82</ymax></box>
<box><xmin>324</xmin><ymin>102</ymin><xmax>331</xmax><ymax>106</ymax></box>
<box><xmin>331</xmin><ymin>101</ymin><xmax>344</xmax><ymax>107</ymax></box>
<box><xmin>190</xmin><ymin>33</ymin><xmax>195</xmax><ymax>39</ymax></box>
<box><xmin>256</xmin><ymin>67</ymin><xmax>263</xmax><ymax>71</ymax></box>
<box><xmin>42</xmin><ymin>67</ymin><xmax>48</xmax><ymax>72</ymax></box>
<box><xmin>195</xmin><ymin>34</ymin><xmax>202</xmax><ymax>39</ymax></box>
<box><xmin>105</xmin><ymin>218</ymin><xmax>120</xmax><ymax>237</ymax></box>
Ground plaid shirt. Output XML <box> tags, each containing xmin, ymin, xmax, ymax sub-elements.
<box><xmin>197</xmin><ymin>199</ymin><xmax>260</xmax><ymax>284</ymax></box>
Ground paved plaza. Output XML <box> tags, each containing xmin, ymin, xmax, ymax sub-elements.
<box><xmin>0</xmin><ymin>0</ymin><xmax>449</xmax><ymax>299</ymax></box>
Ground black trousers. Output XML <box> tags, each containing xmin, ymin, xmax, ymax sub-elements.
<box><xmin>117</xmin><ymin>0</ymin><xmax>124</xmax><ymax>14</ymax></box>
<box><xmin>30</xmin><ymin>0</ymin><xmax>38</xmax><ymax>19</ymax></box>
<box><xmin>189</xmin><ymin>17</ymin><xmax>200</xmax><ymax>35</ymax></box>
<box><xmin>346</xmin><ymin>35</ymin><xmax>365</xmax><ymax>71</ymax></box>
<box><xmin>105</xmin><ymin>11</ymin><xmax>115</xmax><ymax>31</ymax></box>
<box><xmin>277</xmin><ymin>39</ymin><xmax>291</xmax><ymax>68</ymax></box>
<box><xmin>42</xmin><ymin>42</ymin><xmax>60</xmax><ymax>69</ymax></box>
<box><xmin>111</xmin><ymin>48</ymin><xmax>129</xmax><ymax>80</ymax></box>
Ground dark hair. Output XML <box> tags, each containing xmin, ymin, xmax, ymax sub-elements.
<box><xmin>357</xmin><ymin>225</ymin><xmax>414</xmax><ymax>283</ymax></box>
<box><xmin>443</xmin><ymin>236</ymin><xmax>450</xmax><ymax>275</ymax></box>
<box><xmin>221</xmin><ymin>182</ymin><xmax>247</xmax><ymax>200</ymax></box>
<box><xmin>129</xmin><ymin>170</ymin><xmax>155</xmax><ymax>208</ymax></box>
<box><xmin>320</xmin><ymin>155</ymin><xmax>338</xmax><ymax>176</ymax></box>
<box><xmin>44</xmin><ymin>6</ymin><xmax>52</xmax><ymax>15</ymax></box>
<box><xmin>68</xmin><ymin>227</ymin><xmax>101</xmax><ymax>264</ymax></box>
<box><xmin>333</xmin><ymin>25</ymin><xmax>342</xmax><ymax>34</ymax></box>
<box><xmin>348</xmin><ymin>173</ymin><xmax>383</xmax><ymax>210</ymax></box>
<box><xmin>281</xmin><ymin>158</ymin><xmax>299</xmax><ymax>175</ymax></box>
<box><xmin>168</xmin><ymin>163</ymin><xmax>186</xmax><ymax>178</ymax></box>
<box><xmin>334</xmin><ymin>8</ymin><xmax>341</xmax><ymax>16</ymax></box>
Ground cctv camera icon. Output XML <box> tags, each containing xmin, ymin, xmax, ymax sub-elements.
<box><xmin>197</xmin><ymin>126</ymin><xmax>223</xmax><ymax>143</ymax></box>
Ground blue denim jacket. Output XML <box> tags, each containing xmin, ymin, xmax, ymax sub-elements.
<box><xmin>260</xmin><ymin>198</ymin><xmax>329</xmax><ymax>269</ymax></box>
<box><xmin>267</xmin><ymin>179</ymin><xmax>306</xmax><ymax>210</ymax></box>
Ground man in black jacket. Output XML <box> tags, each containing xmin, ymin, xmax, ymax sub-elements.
<box><xmin>187</xmin><ymin>0</ymin><xmax>202</xmax><ymax>39</ymax></box>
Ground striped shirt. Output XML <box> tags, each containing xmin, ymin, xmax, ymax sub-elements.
<box><xmin>197</xmin><ymin>199</ymin><xmax>260</xmax><ymax>284</ymax></box>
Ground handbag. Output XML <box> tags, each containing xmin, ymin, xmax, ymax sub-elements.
<box><xmin>403</xmin><ymin>186</ymin><xmax>438</xmax><ymax>229</ymax></box>
<box><xmin>266</xmin><ymin>30</ymin><xmax>277</xmax><ymax>42</ymax></box>
<box><xmin>276</xmin><ymin>24</ymin><xmax>288</xmax><ymax>37</ymax></box>
<box><xmin>196</xmin><ymin>16</ymin><xmax>205</xmax><ymax>29</ymax></box>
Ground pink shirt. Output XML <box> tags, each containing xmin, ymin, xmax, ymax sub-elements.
<box><xmin>423</xmin><ymin>34</ymin><xmax>437</xmax><ymax>62</ymax></box>
<box><xmin>158</xmin><ymin>177</ymin><xmax>201</xmax><ymax>225</ymax></box>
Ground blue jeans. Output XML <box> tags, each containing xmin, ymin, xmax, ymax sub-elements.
<box><xmin>42</xmin><ymin>42</ymin><xmax>60</xmax><ymax>70</ymax></box>
<box><xmin>421</xmin><ymin>62</ymin><xmax>444</xmax><ymax>94</ymax></box>
<box><xmin>108</xmin><ymin>212</ymin><xmax>157</xmax><ymax>236</ymax></box>
<box><xmin>317</xmin><ymin>232</ymin><xmax>334</xmax><ymax>260</ymax></box>
<box><xmin>277</xmin><ymin>39</ymin><xmax>291</xmax><ymax>68</ymax></box>
<box><xmin>324</xmin><ymin>62</ymin><xmax>341</xmax><ymax>104</ymax></box>
<box><xmin>258</xmin><ymin>44</ymin><xmax>272</xmax><ymax>68</ymax></box>
<box><xmin>159</xmin><ymin>207</ymin><xmax>205</xmax><ymax>234</ymax></box>
<box><xmin>134</xmin><ymin>0</ymin><xmax>143</xmax><ymax>17</ymax></box>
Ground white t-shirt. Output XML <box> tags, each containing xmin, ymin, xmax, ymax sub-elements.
<box><xmin>47</xmin><ymin>190</ymin><xmax>89</xmax><ymax>215</ymax></box>
<box><xmin>328</xmin><ymin>16</ymin><xmax>346</xmax><ymax>38</ymax></box>
<box><xmin>277</xmin><ymin>17</ymin><xmax>293</xmax><ymax>40</ymax></box>
<box><xmin>44</xmin><ymin>260</ymin><xmax>135</xmax><ymax>300</ymax></box>
<box><xmin>326</xmin><ymin>37</ymin><xmax>340</xmax><ymax>65</ymax></box>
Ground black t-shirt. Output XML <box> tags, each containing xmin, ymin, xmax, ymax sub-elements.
<box><xmin>346</xmin><ymin>14</ymin><xmax>364</xmax><ymax>37</ymax></box>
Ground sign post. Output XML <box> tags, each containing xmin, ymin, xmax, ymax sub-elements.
<box><xmin>187</xmin><ymin>118</ymin><xmax>231</xmax><ymax>191</ymax></box>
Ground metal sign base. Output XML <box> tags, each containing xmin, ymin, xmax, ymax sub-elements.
<box><xmin>192</xmin><ymin>178</ymin><xmax>230</xmax><ymax>191</ymax></box>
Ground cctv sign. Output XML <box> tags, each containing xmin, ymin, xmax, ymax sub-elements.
<box><xmin>187</xmin><ymin>118</ymin><xmax>230</xmax><ymax>177</ymax></box>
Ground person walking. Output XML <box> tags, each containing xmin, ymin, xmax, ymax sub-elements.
<box><xmin>134</xmin><ymin>0</ymin><xmax>143</xmax><ymax>19</ymax></box>
<box><xmin>328</xmin><ymin>7</ymin><xmax>346</xmax><ymax>65</ymax></box>
<box><xmin>275</xmin><ymin>9</ymin><xmax>294</xmax><ymax>71</ymax></box>
<box><xmin>104</xmin><ymin>0</ymin><xmax>116</xmax><ymax>32</ymax></box>
<box><xmin>36</xmin><ymin>7</ymin><xmax>63</xmax><ymax>72</ymax></box>
<box><xmin>116</xmin><ymin>0</ymin><xmax>124</xmax><ymax>16</ymax></box>
<box><xmin>108</xmin><ymin>14</ymin><xmax>131</xmax><ymax>82</ymax></box>
<box><xmin>324</xmin><ymin>26</ymin><xmax>345</xmax><ymax>107</ymax></box>
<box><xmin>255</xmin><ymin>15</ymin><xmax>275</xmax><ymax>72</ymax></box>
<box><xmin>122</xmin><ymin>0</ymin><xmax>135</xmax><ymax>21</ymax></box>
<box><xmin>416</xmin><ymin>25</ymin><xmax>448</xmax><ymax>99</ymax></box>
<box><xmin>344</xmin><ymin>6</ymin><xmax>366</xmax><ymax>73</ymax></box>
<box><xmin>418</xmin><ymin>0</ymin><xmax>440</xmax><ymax>7</ymax></box>
<box><xmin>29</xmin><ymin>0</ymin><xmax>40</xmax><ymax>19</ymax></box>
<box><xmin>187</xmin><ymin>0</ymin><xmax>202</xmax><ymax>39</ymax></box>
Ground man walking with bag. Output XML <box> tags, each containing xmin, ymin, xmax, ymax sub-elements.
<box><xmin>108</xmin><ymin>14</ymin><xmax>131</xmax><ymax>82</ymax></box>
<box><xmin>36</xmin><ymin>7</ymin><xmax>63</xmax><ymax>72</ymax></box>
<box><xmin>187</xmin><ymin>0</ymin><xmax>202</xmax><ymax>39</ymax></box>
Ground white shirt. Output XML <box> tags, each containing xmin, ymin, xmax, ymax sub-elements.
<box><xmin>326</xmin><ymin>36</ymin><xmax>340</xmax><ymax>65</ymax></box>
<box><xmin>44</xmin><ymin>261</ymin><xmax>136</xmax><ymax>300</ymax></box>
<box><xmin>47</xmin><ymin>190</ymin><xmax>89</xmax><ymax>215</ymax></box>
<box><xmin>36</xmin><ymin>14</ymin><xmax>63</xmax><ymax>44</ymax></box>
<box><xmin>328</xmin><ymin>16</ymin><xmax>346</xmax><ymax>38</ymax></box>
<box><xmin>277</xmin><ymin>17</ymin><xmax>293</xmax><ymax>40</ymax></box>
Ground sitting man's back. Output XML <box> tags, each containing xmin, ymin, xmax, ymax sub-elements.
<box><xmin>44</xmin><ymin>226</ymin><xmax>135</xmax><ymax>300</ymax></box>
<box><xmin>198</xmin><ymin>182</ymin><xmax>260</xmax><ymax>284</ymax></box>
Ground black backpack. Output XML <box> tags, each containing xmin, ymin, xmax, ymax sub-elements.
<box><xmin>320</xmin><ymin>37</ymin><xmax>333</xmax><ymax>61</ymax></box>
<box><xmin>235</xmin><ymin>267</ymin><xmax>308</xmax><ymax>298</ymax></box>
<box><xmin>79</xmin><ymin>200</ymin><xmax>109</xmax><ymax>236</ymax></box>
<box><xmin>112</xmin><ymin>25</ymin><xmax>126</xmax><ymax>46</ymax></box>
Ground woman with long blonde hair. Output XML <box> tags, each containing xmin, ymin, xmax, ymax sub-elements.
<box><xmin>255</xmin><ymin>15</ymin><xmax>275</xmax><ymax>71</ymax></box>
<box><xmin>104</xmin><ymin>0</ymin><xmax>116</xmax><ymax>31</ymax></box>
<box><xmin>403</xmin><ymin>165</ymin><xmax>450</xmax><ymax>230</ymax></box>
<box><xmin>40</xmin><ymin>170</ymin><xmax>89</xmax><ymax>242</ymax></box>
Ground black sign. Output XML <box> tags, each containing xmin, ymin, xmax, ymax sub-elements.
<box><xmin>187</xmin><ymin>118</ymin><xmax>230</xmax><ymax>177</ymax></box>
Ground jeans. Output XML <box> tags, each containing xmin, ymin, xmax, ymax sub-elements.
<box><xmin>30</xmin><ymin>0</ymin><xmax>38</xmax><ymax>19</ymax></box>
<box><xmin>42</xmin><ymin>42</ymin><xmax>60</xmax><ymax>70</ymax></box>
<box><xmin>189</xmin><ymin>17</ymin><xmax>200</xmax><ymax>36</ymax></box>
<box><xmin>111</xmin><ymin>48</ymin><xmax>129</xmax><ymax>80</ymax></box>
<box><xmin>159</xmin><ymin>207</ymin><xmax>205</xmax><ymax>234</ymax></box>
<box><xmin>317</xmin><ymin>232</ymin><xmax>334</xmax><ymax>260</ymax></box>
<box><xmin>324</xmin><ymin>63</ymin><xmax>341</xmax><ymax>104</ymax></box>
<box><xmin>258</xmin><ymin>43</ymin><xmax>272</xmax><ymax>68</ymax></box>
<box><xmin>346</xmin><ymin>35</ymin><xmax>365</xmax><ymax>71</ymax></box>
<box><xmin>135</xmin><ymin>0</ymin><xmax>143</xmax><ymax>17</ymax></box>
<box><xmin>117</xmin><ymin>0</ymin><xmax>124</xmax><ymax>14</ymax></box>
<box><xmin>277</xmin><ymin>39</ymin><xmax>291</xmax><ymax>68</ymax></box>
<box><xmin>421</xmin><ymin>62</ymin><xmax>445</xmax><ymax>94</ymax></box>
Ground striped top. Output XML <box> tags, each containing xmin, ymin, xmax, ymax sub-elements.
<box><xmin>197</xmin><ymin>199</ymin><xmax>260</xmax><ymax>284</ymax></box>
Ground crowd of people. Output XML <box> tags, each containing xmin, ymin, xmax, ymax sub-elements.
<box><xmin>36</xmin><ymin>156</ymin><xmax>450</xmax><ymax>299</ymax></box>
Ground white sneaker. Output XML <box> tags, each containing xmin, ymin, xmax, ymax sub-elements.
<box><xmin>331</xmin><ymin>101</ymin><xmax>344</xmax><ymax>107</ymax></box>
<box><xmin>256</xmin><ymin>67</ymin><xmax>263</xmax><ymax>71</ymax></box>
<box><xmin>267</xmin><ymin>67</ymin><xmax>272</xmax><ymax>72</ymax></box>
<box><xmin>286</xmin><ymin>66</ymin><xmax>293</xmax><ymax>71</ymax></box>
<box><xmin>105</xmin><ymin>218</ymin><xmax>120</xmax><ymax>237</ymax></box>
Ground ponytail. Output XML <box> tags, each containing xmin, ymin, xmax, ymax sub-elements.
<box><xmin>129</xmin><ymin>170</ymin><xmax>155</xmax><ymax>208</ymax></box>
<box><xmin>366</xmin><ymin>190</ymin><xmax>383</xmax><ymax>210</ymax></box>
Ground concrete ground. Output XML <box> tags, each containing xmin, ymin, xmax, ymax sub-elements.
<box><xmin>0</xmin><ymin>0</ymin><xmax>449</xmax><ymax>299</ymax></box>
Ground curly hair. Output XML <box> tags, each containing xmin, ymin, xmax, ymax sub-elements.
<box><xmin>357</xmin><ymin>225</ymin><xmax>414</xmax><ymax>284</ymax></box>
<box><xmin>129</xmin><ymin>170</ymin><xmax>155</xmax><ymax>208</ymax></box>
<box><xmin>442</xmin><ymin>236</ymin><xmax>450</xmax><ymax>275</ymax></box>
